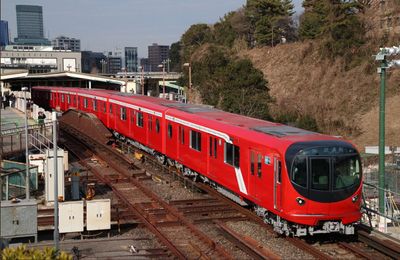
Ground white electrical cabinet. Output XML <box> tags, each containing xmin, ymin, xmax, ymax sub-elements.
<box><xmin>0</xmin><ymin>200</ymin><xmax>37</xmax><ymax>242</ymax></box>
<box><xmin>45</xmin><ymin>149</ymin><xmax>65</xmax><ymax>202</ymax></box>
<box><xmin>59</xmin><ymin>201</ymin><xmax>84</xmax><ymax>233</ymax></box>
<box><xmin>86</xmin><ymin>199</ymin><xmax>111</xmax><ymax>231</ymax></box>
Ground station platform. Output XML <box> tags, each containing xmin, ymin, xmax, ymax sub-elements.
<box><xmin>1</xmin><ymin>107</ymin><xmax>36</xmax><ymax>130</ymax></box>
<box><xmin>1</xmin><ymin>107</ymin><xmax>52</xmax><ymax>156</ymax></box>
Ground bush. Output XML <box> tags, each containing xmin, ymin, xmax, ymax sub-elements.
<box><xmin>1</xmin><ymin>245</ymin><xmax>72</xmax><ymax>260</ymax></box>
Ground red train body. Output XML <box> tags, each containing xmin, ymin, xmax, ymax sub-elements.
<box><xmin>32</xmin><ymin>86</ymin><xmax>362</xmax><ymax>236</ymax></box>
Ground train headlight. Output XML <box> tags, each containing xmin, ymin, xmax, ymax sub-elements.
<box><xmin>352</xmin><ymin>195</ymin><xmax>358</xmax><ymax>203</ymax></box>
<box><xmin>296</xmin><ymin>197</ymin><xmax>306</xmax><ymax>206</ymax></box>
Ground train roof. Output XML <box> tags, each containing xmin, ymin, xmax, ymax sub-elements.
<box><xmin>33</xmin><ymin>87</ymin><xmax>343</xmax><ymax>148</ymax></box>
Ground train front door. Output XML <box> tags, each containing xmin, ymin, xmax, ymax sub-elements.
<box><xmin>273</xmin><ymin>156</ymin><xmax>282</xmax><ymax>211</ymax></box>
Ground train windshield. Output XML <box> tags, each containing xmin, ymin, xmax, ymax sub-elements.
<box><xmin>287</xmin><ymin>142</ymin><xmax>362</xmax><ymax>202</ymax></box>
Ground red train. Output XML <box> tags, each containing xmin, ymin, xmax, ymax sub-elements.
<box><xmin>32</xmin><ymin>86</ymin><xmax>362</xmax><ymax>236</ymax></box>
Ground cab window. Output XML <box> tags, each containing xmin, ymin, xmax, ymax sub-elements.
<box><xmin>310</xmin><ymin>158</ymin><xmax>330</xmax><ymax>190</ymax></box>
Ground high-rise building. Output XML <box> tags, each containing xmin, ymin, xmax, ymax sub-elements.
<box><xmin>148</xmin><ymin>43</ymin><xmax>169</xmax><ymax>72</ymax></box>
<box><xmin>14</xmin><ymin>5</ymin><xmax>50</xmax><ymax>45</ymax></box>
<box><xmin>81</xmin><ymin>51</ymin><xmax>106</xmax><ymax>74</ymax></box>
<box><xmin>124</xmin><ymin>47</ymin><xmax>138</xmax><ymax>72</ymax></box>
<box><xmin>52</xmin><ymin>36</ymin><xmax>81</xmax><ymax>51</ymax></box>
<box><xmin>140</xmin><ymin>58</ymin><xmax>150</xmax><ymax>72</ymax></box>
<box><xmin>107</xmin><ymin>57</ymin><xmax>122</xmax><ymax>74</ymax></box>
<box><xmin>103</xmin><ymin>48</ymin><xmax>123</xmax><ymax>74</ymax></box>
<box><xmin>0</xmin><ymin>20</ymin><xmax>9</xmax><ymax>46</ymax></box>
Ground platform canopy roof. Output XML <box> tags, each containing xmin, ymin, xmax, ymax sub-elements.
<box><xmin>0</xmin><ymin>71</ymin><xmax>126</xmax><ymax>86</ymax></box>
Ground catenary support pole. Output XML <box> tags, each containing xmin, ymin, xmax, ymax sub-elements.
<box><xmin>52</xmin><ymin>111</ymin><xmax>59</xmax><ymax>251</ymax></box>
<box><xmin>378</xmin><ymin>60</ymin><xmax>387</xmax><ymax>214</ymax></box>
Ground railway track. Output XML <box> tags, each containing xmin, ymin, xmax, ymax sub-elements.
<box><xmin>60</xmin><ymin>121</ymin><xmax>318</xmax><ymax>259</ymax></box>
<box><xmin>62</xmin><ymin>129</ymin><xmax>232</xmax><ymax>259</ymax></box>
<box><xmin>59</xmin><ymin>117</ymin><xmax>400</xmax><ymax>259</ymax></box>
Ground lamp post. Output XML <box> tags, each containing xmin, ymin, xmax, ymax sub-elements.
<box><xmin>158</xmin><ymin>63</ymin><xmax>166</xmax><ymax>98</ymax></box>
<box><xmin>22</xmin><ymin>87</ymin><xmax>30</xmax><ymax>200</ymax></box>
<box><xmin>183</xmin><ymin>63</ymin><xmax>192</xmax><ymax>102</ymax></box>
<box><xmin>165</xmin><ymin>58</ymin><xmax>171</xmax><ymax>73</ymax></box>
<box><xmin>139</xmin><ymin>66</ymin><xmax>145</xmax><ymax>95</ymax></box>
<box><xmin>375</xmin><ymin>46</ymin><xmax>400</xmax><ymax>215</ymax></box>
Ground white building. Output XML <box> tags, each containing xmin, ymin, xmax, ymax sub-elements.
<box><xmin>1</xmin><ymin>45</ymin><xmax>81</xmax><ymax>74</ymax></box>
<box><xmin>52</xmin><ymin>36</ymin><xmax>81</xmax><ymax>52</ymax></box>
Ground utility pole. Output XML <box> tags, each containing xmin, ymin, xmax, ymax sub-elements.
<box><xmin>52</xmin><ymin>111</ymin><xmax>59</xmax><ymax>252</ymax></box>
<box><xmin>22</xmin><ymin>87</ymin><xmax>30</xmax><ymax>199</ymax></box>
<box><xmin>375</xmin><ymin>46</ymin><xmax>400</xmax><ymax>215</ymax></box>
<box><xmin>378</xmin><ymin>59</ymin><xmax>387</xmax><ymax>215</ymax></box>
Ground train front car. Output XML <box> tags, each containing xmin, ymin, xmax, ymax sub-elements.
<box><xmin>277</xmin><ymin>140</ymin><xmax>362</xmax><ymax>236</ymax></box>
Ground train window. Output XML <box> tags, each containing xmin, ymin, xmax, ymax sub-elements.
<box><xmin>333</xmin><ymin>156</ymin><xmax>361</xmax><ymax>190</ymax></box>
<box><xmin>190</xmin><ymin>130</ymin><xmax>201</xmax><ymax>151</ymax></box>
<box><xmin>250</xmin><ymin>152</ymin><xmax>255</xmax><ymax>175</ymax></box>
<box><xmin>214</xmin><ymin>139</ymin><xmax>217</xmax><ymax>158</ymax></box>
<box><xmin>209</xmin><ymin>137</ymin><xmax>212</xmax><ymax>156</ymax></box>
<box><xmin>168</xmin><ymin>124</ymin><xmax>173</xmax><ymax>138</ymax></box>
<box><xmin>84</xmin><ymin>98</ymin><xmax>88</xmax><ymax>108</ymax></box>
<box><xmin>137</xmin><ymin>111</ymin><xmax>144</xmax><ymax>127</ymax></box>
<box><xmin>109</xmin><ymin>104</ymin><xmax>113</xmax><ymax>113</ymax></box>
<box><xmin>180</xmin><ymin>126</ymin><xmax>185</xmax><ymax>144</ymax></box>
<box><xmin>61</xmin><ymin>94</ymin><xmax>64</xmax><ymax>102</ymax></box>
<box><xmin>121</xmin><ymin>107</ymin><xmax>127</xmax><ymax>120</ymax></box>
<box><xmin>310</xmin><ymin>158</ymin><xmax>330</xmax><ymax>190</ymax></box>
<box><xmin>73</xmin><ymin>96</ymin><xmax>76</xmax><ymax>105</ymax></box>
<box><xmin>257</xmin><ymin>154</ymin><xmax>262</xmax><ymax>177</ymax></box>
<box><xmin>277</xmin><ymin>160</ymin><xmax>282</xmax><ymax>183</ymax></box>
<box><xmin>149</xmin><ymin>115</ymin><xmax>153</xmax><ymax>131</ymax></box>
<box><xmin>67</xmin><ymin>95</ymin><xmax>70</xmax><ymax>104</ymax></box>
<box><xmin>93</xmin><ymin>100</ymin><xmax>97</xmax><ymax>111</ymax></box>
<box><xmin>292</xmin><ymin>155</ymin><xmax>307</xmax><ymax>188</ymax></box>
<box><xmin>103</xmin><ymin>102</ymin><xmax>106</xmax><ymax>112</ymax></box>
<box><xmin>156</xmin><ymin>119</ymin><xmax>160</xmax><ymax>133</ymax></box>
<box><xmin>225</xmin><ymin>143</ymin><xmax>240</xmax><ymax>168</ymax></box>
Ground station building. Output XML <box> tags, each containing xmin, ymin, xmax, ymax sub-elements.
<box><xmin>0</xmin><ymin>45</ymin><xmax>81</xmax><ymax>74</ymax></box>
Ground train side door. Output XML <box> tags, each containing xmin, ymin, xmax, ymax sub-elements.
<box><xmin>249</xmin><ymin>149</ymin><xmax>264</xmax><ymax>202</ymax></box>
<box><xmin>273</xmin><ymin>156</ymin><xmax>282</xmax><ymax>211</ymax></box>
<box><xmin>207</xmin><ymin>136</ymin><xmax>218</xmax><ymax>177</ymax></box>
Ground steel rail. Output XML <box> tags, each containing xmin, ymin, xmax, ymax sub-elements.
<box><xmin>62</xmin><ymin>137</ymin><xmax>184</xmax><ymax>259</ymax></box>
<box><xmin>61</xmin><ymin>124</ymin><xmax>233</xmax><ymax>259</ymax></box>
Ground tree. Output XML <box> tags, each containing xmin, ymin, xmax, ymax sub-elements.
<box><xmin>181</xmin><ymin>24</ymin><xmax>213</xmax><ymax>59</ymax></box>
<box><xmin>169</xmin><ymin>41</ymin><xmax>182</xmax><ymax>72</ymax></box>
<box><xmin>299</xmin><ymin>0</ymin><xmax>366</xmax><ymax>57</ymax></box>
<box><xmin>245</xmin><ymin>0</ymin><xmax>295</xmax><ymax>46</ymax></box>
<box><xmin>214</xmin><ymin>12</ymin><xmax>237</xmax><ymax>47</ymax></box>
<box><xmin>189</xmin><ymin>46</ymin><xmax>271</xmax><ymax>119</ymax></box>
<box><xmin>298</xmin><ymin>0</ymin><xmax>329</xmax><ymax>39</ymax></box>
<box><xmin>324</xmin><ymin>0</ymin><xmax>365</xmax><ymax>57</ymax></box>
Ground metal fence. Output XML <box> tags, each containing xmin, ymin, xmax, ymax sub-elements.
<box><xmin>362</xmin><ymin>162</ymin><xmax>400</xmax><ymax>228</ymax></box>
<box><xmin>1</xmin><ymin>160</ymin><xmax>39</xmax><ymax>200</ymax></box>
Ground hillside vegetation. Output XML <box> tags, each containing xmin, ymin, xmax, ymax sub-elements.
<box><xmin>171</xmin><ymin>0</ymin><xmax>400</xmax><ymax>148</ymax></box>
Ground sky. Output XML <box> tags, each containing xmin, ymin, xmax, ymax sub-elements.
<box><xmin>1</xmin><ymin>0</ymin><xmax>303</xmax><ymax>57</ymax></box>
